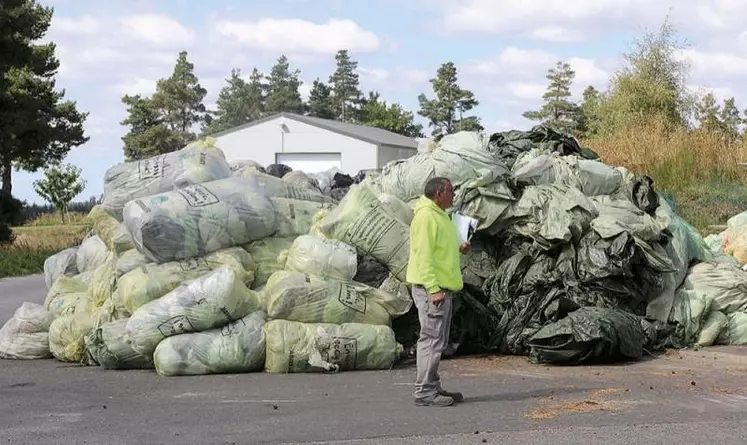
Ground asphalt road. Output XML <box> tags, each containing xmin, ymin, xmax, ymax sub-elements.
<box><xmin>3</xmin><ymin>275</ymin><xmax>747</xmax><ymax>444</ymax></box>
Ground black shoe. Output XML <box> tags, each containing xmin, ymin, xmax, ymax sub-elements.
<box><xmin>439</xmin><ymin>390</ymin><xmax>464</xmax><ymax>403</ymax></box>
<box><xmin>414</xmin><ymin>394</ymin><xmax>455</xmax><ymax>407</ymax></box>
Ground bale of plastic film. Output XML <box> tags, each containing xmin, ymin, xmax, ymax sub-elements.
<box><xmin>124</xmin><ymin>266</ymin><xmax>262</xmax><ymax>357</ymax></box>
<box><xmin>0</xmin><ymin>302</ymin><xmax>55</xmax><ymax>359</ymax></box>
<box><xmin>264</xmin><ymin>319</ymin><xmax>402</xmax><ymax>373</ymax></box>
<box><xmin>281</xmin><ymin>234</ymin><xmax>358</xmax><ymax>281</ymax></box>
<box><xmin>123</xmin><ymin>176</ymin><xmax>278</xmax><ymax>263</ymax></box>
<box><xmin>102</xmin><ymin>140</ymin><xmax>232</xmax><ymax>220</ymax></box>
<box><xmin>264</xmin><ymin>270</ymin><xmax>412</xmax><ymax>325</ymax></box>
<box><xmin>84</xmin><ymin>318</ymin><xmax>154</xmax><ymax>370</ymax></box>
<box><xmin>115</xmin><ymin>246</ymin><xmax>255</xmax><ymax>315</ymax></box>
<box><xmin>153</xmin><ymin>311</ymin><xmax>267</xmax><ymax>376</ymax></box>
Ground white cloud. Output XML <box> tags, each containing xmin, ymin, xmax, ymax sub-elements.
<box><xmin>679</xmin><ymin>49</ymin><xmax>747</xmax><ymax>79</ymax></box>
<box><xmin>299</xmin><ymin>82</ymin><xmax>312</xmax><ymax>101</ymax></box>
<box><xmin>463</xmin><ymin>47</ymin><xmax>612</xmax><ymax>103</ymax></box>
<box><xmin>52</xmin><ymin>15</ymin><xmax>101</xmax><ymax>35</ymax></box>
<box><xmin>213</xmin><ymin>18</ymin><xmax>381</xmax><ymax>55</ymax></box>
<box><xmin>119</xmin><ymin>14</ymin><xmax>195</xmax><ymax>46</ymax></box>
<box><xmin>358</xmin><ymin>66</ymin><xmax>430</xmax><ymax>94</ymax></box>
<box><xmin>112</xmin><ymin>77</ymin><xmax>156</xmax><ymax>97</ymax></box>
<box><xmin>435</xmin><ymin>0</ymin><xmax>747</xmax><ymax>41</ymax></box>
<box><xmin>530</xmin><ymin>27</ymin><xmax>587</xmax><ymax>42</ymax></box>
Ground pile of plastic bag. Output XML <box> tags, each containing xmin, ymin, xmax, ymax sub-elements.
<box><xmin>6</xmin><ymin>126</ymin><xmax>747</xmax><ymax>375</ymax></box>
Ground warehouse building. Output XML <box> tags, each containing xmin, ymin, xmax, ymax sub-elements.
<box><xmin>211</xmin><ymin>112</ymin><xmax>419</xmax><ymax>173</ymax></box>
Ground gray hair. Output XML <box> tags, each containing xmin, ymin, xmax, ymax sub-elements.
<box><xmin>424</xmin><ymin>177</ymin><xmax>451</xmax><ymax>199</ymax></box>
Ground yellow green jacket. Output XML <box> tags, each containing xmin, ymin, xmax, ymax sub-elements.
<box><xmin>406</xmin><ymin>196</ymin><xmax>463</xmax><ymax>294</ymax></box>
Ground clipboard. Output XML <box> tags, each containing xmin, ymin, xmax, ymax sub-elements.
<box><xmin>452</xmin><ymin>212</ymin><xmax>478</xmax><ymax>245</ymax></box>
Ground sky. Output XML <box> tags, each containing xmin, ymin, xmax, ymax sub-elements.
<box><xmin>13</xmin><ymin>0</ymin><xmax>747</xmax><ymax>205</ymax></box>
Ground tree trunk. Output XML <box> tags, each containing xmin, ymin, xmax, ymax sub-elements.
<box><xmin>1</xmin><ymin>158</ymin><xmax>11</xmax><ymax>195</ymax></box>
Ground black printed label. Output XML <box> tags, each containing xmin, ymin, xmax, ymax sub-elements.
<box><xmin>177</xmin><ymin>184</ymin><xmax>219</xmax><ymax>207</ymax></box>
<box><xmin>177</xmin><ymin>257</ymin><xmax>209</xmax><ymax>272</ymax></box>
<box><xmin>220</xmin><ymin>317</ymin><xmax>245</xmax><ymax>337</ymax></box>
<box><xmin>134</xmin><ymin>199</ymin><xmax>151</xmax><ymax>213</ymax></box>
<box><xmin>315</xmin><ymin>336</ymin><xmax>357</xmax><ymax>370</ymax></box>
<box><xmin>337</xmin><ymin>284</ymin><xmax>366</xmax><ymax>314</ymax></box>
<box><xmin>138</xmin><ymin>155</ymin><xmax>167</xmax><ymax>180</ymax></box>
<box><xmin>157</xmin><ymin>315</ymin><xmax>195</xmax><ymax>336</ymax></box>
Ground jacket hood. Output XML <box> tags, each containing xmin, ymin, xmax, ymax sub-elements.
<box><xmin>414</xmin><ymin>195</ymin><xmax>446</xmax><ymax>216</ymax></box>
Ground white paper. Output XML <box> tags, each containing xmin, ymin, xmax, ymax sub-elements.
<box><xmin>452</xmin><ymin>212</ymin><xmax>478</xmax><ymax>245</ymax></box>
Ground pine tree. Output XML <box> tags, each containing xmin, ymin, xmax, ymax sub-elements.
<box><xmin>417</xmin><ymin>62</ymin><xmax>482</xmax><ymax>137</ymax></box>
<box><xmin>153</xmin><ymin>50</ymin><xmax>208</xmax><ymax>135</ymax></box>
<box><xmin>265</xmin><ymin>55</ymin><xmax>304</xmax><ymax>114</ymax></box>
<box><xmin>120</xmin><ymin>95</ymin><xmax>182</xmax><ymax>161</ymax></box>
<box><xmin>719</xmin><ymin>97</ymin><xmax>741</xmax><ymax>143</ymax></box>
<box><xmin>306</xmin><ymin>79</ymin><xmax>336</xmax><ymax>119</ymax></box>
<box><xmin>576</xmin><ymin>86</ymin><xmax>602</xmax><ymax>138</ymax></box>
<box><xmin>203</xmin><ymin>68</ymin><xmax>265</xmax><ymax>135</ymax></box>
<box><xmin>121</xmin><ymin>50</ymin><xmax>207</xmax><ymax>159</ymax></box>
<box><xmin>0</xmin><ymin>0</ymin><xmax>88</xmax><ymax>195</ymax></box>
<box><xmin>695</xmin><ymin>93</ymin><xmax>721</xmax><ymax>133</ymax></box>
<box><xmin>328</xmin><ymin>49</ymin><xmax>363</xmax><ymax>122</ymax></box>
<box><xmin>522</xmin><ymin>61</ymin><xmax>579</xmax><ymax>134</ymax></box>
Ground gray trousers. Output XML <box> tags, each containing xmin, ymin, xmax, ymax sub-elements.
<box><xmin>412</xmin><ymin>285</ymin><xmax>454</xmax><ymax>399</ymax></box>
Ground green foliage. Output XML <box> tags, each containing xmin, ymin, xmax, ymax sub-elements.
<box><xmin>695</xmin><ymin>92</ymin><xmax>721</xmax><ymax>133</ymax></box>
<box><xmin>593</xmin><ymin>16</ymin><xmax>693</xmax><ymax>135</ymax></box>
<box><xmin>0</xmin><ymin>0</ymin><xmax>89</xmax><ymax>195</ymax></box>
<box><xmin>359</xmin><ymin>92</ymin><xmax>424</xmax><ymax>137</ymax></box>
<box><xmin>121</xmin><ymin>51</ymin><xmax>207</xmax><ymax>160</ymax></box>
<box><xmin>522</xmin><ymin>61</ymin><xmax>580</xmax><ymax>135</ymax></box>
<box><xmin>154</xmin><ymin>51</ymin><xmax>208</xmax><ymax>133</ymax></box>
<box><xmin>203</xmin><ymin>68</ymin><xmax>266</xmax><ymax>136</ymax></box>
<box><xmin>417</xmin><ymin>62</ymin><xmax>482</xmax><ymax>137</ymax></box>
<box><xmin>32</xmin><ymin>162</ymin><xmax>86</xmax><ymax>223</ymax></box>
<box><xmin>0</xmin><ymin>191</ymin><xmax>24</xmax><ymax>244</ymax></box>
<box><xmin>0</xmin><ymin>250</ymin><xmax>52</xmax><ymax>278</ymax></box>
<box><xmin>265</xmin><ymin>55</ymin><xmax>304</xmax><ymax>114</ymax></box>
<box><xmin>575</xmin><ymin>86</ymin><xmax>602</xmax><ymax>137</ymax></box>
<box><xmin>328</xmin><ymin>49</ymin><xmax>363</xmax><ymax>122</ymax></box>
<box><xmin>306</xmin><ymin>79</ymin><xmax>336</xmax><ymax>119</ymax></box>
<box><xmin>719</xmin><ymin>97</ymin><xmax>742</xmax><ymax>143</ymax></box>
<box><xmin>120</xmin><ymin>94</ymin><xmax>183</xmax><ymax>160</ymax></box>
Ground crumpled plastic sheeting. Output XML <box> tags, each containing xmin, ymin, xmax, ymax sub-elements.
<box><xmin>365</xmin><ymin>131</ymin><xmax>509</xmax><ymax>203</ymax></box>
<box><xmin>527</xmin><ymin>306</ymin><xmax>651</xmax><ymax>365</ymax></box>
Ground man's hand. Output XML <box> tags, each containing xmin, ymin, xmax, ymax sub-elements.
<box><xmin>459</xmin><ymin>242</ymin><xmax>471</xmax><ymax>255</ymax></box>
<box><xmin>430</xmin><ymin>290</ymin><xmax>446</xmax><ymax>306</ymax></box>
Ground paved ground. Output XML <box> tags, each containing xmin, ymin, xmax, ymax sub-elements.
<box><xmin>3</xmin><ymin>275</ymin><xmax>747</xmax><ymax>444</ymax></box>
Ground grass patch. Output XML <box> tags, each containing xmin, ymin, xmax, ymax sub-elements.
<box><xmin>25</xmin><ymin>211</ymin><xmax>90</xmax><ymax>227</ymax></box>
<box><xmin>0</xmin><ymin>224</ymin><xmax>89</xmax><ymax>278</ymax></box>
<box><xmin>584</xmin><ymin>120</ymin><xmax>747</xmax><ymax>234</ymax></box>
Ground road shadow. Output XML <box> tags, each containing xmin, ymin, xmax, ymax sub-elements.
<box><xmin>464</xmin><ymin>386</ymin><xmax>591</xmax><ymax>403</ymax></box>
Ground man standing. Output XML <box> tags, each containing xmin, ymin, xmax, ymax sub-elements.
<box><xmin>407</xmin><ymin>177</ymin><xmax>471</xmax><ymax>407</ymax></box>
